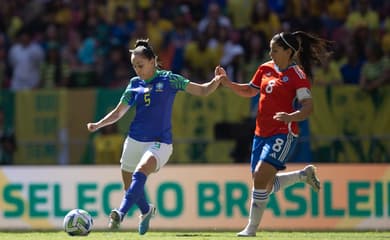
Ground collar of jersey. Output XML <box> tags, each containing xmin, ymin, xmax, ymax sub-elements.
<box><xmin>144</xmin><ymin>70</ymin><xmax>159</xmax><ymax>83</ymax></box>
<box><xmin>274</xmin><ymin>62</ymin><xmax>297</xmax><ymax>73</ymax></box>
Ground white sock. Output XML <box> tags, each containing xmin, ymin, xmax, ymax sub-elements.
<box><xmin>245</xmin><ymin>189</ymin><xmax>269</xmax><ymax>232</ymax></box>
<box><xmin>272</xmin><ymin>170</ymin><xmax>304</xmax><ymax>193</ymax></box>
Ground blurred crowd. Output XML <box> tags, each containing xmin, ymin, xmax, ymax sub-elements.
<box><xmin>0</xmin><ymin>0</ymin><xmax>389</xmax><ymax>92</ymax></box>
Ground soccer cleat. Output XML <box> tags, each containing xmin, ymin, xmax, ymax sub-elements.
<box><xmin>236</xmin><ymin>227</ymin><xmax>256</xmax><ymax>237</ymax></box>
<box><xmin>108</xmin><ymin>209</ymin><xmax>123</xmax><ymax>230</ymax></box>
<box><xmin>302</xmin><ymin>165</ymin><xmax>321</xmax><ymax>192</ymax></box>
<box><xmin>138</xmin><ymin>204</ymin><xmax>156</xmax><ymax>235</ymax></box>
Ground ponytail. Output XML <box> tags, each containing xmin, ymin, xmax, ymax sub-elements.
<box><xmin>292</xmin><ymin>31</ymin><xmax>332</xmax><ymax>81</ymax></box>
<box><xmin>273</xmin><ymin>32</ymin><xmax>332</xmax><ymax>81</ymax></box>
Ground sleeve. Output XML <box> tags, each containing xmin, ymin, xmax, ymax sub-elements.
<box><xmin>292</xmin><ymin>67</ymin><xmax>312</xmax><ymax>101</ymax></box>
<box><xmin>292</xmin><ymin>66</ymin><xmax>311</xmax><ymax>89</ymax></box>
<box><xmin>120</xmin><ymin>79</ymin><xmax>136</xmax><ymax>106</ymax></box>
<box><xmin>249</xmin><ymin>66</ymin><xmax>263</xmax><ymax>89</ymax></box>
<box><xmin>169</xmin><ymin>73</ymin><xmax>190</xmax><ymax>91</ymax></box>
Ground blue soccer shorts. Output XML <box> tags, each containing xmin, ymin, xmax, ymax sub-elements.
<box><xmin>250</xmin><ymin>133</ymin><xmax>298</xmax><ymax>172</ymax></box>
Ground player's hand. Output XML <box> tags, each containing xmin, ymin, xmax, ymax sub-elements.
<box><xmin>221</xmin><ymin>76</ymin><xmax>231</xmax><ymax>86</ymax></box>
<box><xmin>215</xmin><ymin>65</ymin><xmax>227</xmax><ymax>77</ymax></box>
<box><xmin>273</xmin><ymin>112</ymin><xmax>292</xmax><ymax>124</ymax></box>
<box><xmin>86</xmin><ymin>123</ymin><xmax>99</xmax><ymax>132</ymax></box>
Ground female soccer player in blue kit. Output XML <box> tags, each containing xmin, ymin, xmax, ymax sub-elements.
<box><xmin>87</xmin><ymin>39</ymin><xmax>224</xmax><ymax>235</ymax></box>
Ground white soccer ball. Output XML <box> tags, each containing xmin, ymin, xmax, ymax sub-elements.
<box><xmin>63</xmin><ymin>209</ymin><xmax>93</xmax><ymax>236</ymax></box>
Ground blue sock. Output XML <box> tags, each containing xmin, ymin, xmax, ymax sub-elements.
<box><xmin>119</xmin><ymin>172</ymin><xmax>147</xmax><ymax>215</ymax></box>
<box><xmin>136</xmin><ymin>190</ymin><xmax>150</xmax><ymax>214</ymax></box>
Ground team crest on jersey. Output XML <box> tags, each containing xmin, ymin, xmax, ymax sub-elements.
<box><xmin>282</xmin><ymin>76</ymin><xmax>289</xmax><ymax>82</ymax></box>
<box><xmin>156</xmin><ymin>82</ymin><xmax>164</xmax><ymax>92</ymax></box>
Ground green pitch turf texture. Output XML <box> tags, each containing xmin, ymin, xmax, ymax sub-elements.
<box><xmin>0</xmin><ymin>231</ymin><xmax>389</xmax><ymax>240</ymax></box>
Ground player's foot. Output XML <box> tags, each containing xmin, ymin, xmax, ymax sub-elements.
<box><xmin>108</xmin><ymin>209</ymin><xmax>123</xmax><ymax>229</ymax></box>
<box><xmin>138</xmin><ymin>204</ymin><xmax>156</xmax><ymax>235</ymax></box>
<box><xmin>237</xmin><ymin>227</ymin><xmax>256</xmax><ymax>237</ymax></box>
<box><xmin>302</xmin><ymin>165</ymin><xmax>321</xmax><ymax>192</ymax></box>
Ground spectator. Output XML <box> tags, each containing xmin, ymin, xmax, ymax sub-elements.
<box><xmin>163</xmin><ymin>5</ymin><xmax>194</xmax><ymax>73</ymax></box>
<box><xmin>340</xmin><ymin>43</ymin><xmax>364</xmax><ymax>84</ymax></box>
<box><xmin>226</xmin><ymin>0</ymin><xmax>254</xmax><ymax>30</ymax></box>
<box><xmin>217</xmin><ymin>27</ymin><xmax>244</xmax><ymax>83</ymax></box>
<box><xmin>0</xmin><ymin>108</ymin><xmax>16</xmax><ymax>165</ymax></box>
<box><xmin>100</xmin><ymin>45</ymin><xmax>129</xmax><ymax>88</ymax></box>
<box><xmin>183</xmin><ymin>34</ymin><xmax>220</xmax><ymax>83</ymax></box>
<box><xmin>8</xmin><ymin>27</ymin><xmax>44</xmax><ymax>91</ymax></box>
<box><xmin>110</xmin><ymin>5</ymin><xmax>135</xmax><ymax>47</ymax></box>
<box><xmin>359</xmin><ymin>40</ymin><xmax>388</xmax><ymax>91</ymax></box>
<box><xmin>146</xmin><ymin>7</ymin><xmax>173</xmax><ymax>54</ymax></box>
<box><xmin>314</xmin><ymin>56</ymin><xmax>343</xmax><ymax>86</ymax></box>
<box><xmin>322</xmin><ymin>0</ymin><xmax>349</xmax><ymax>38</ymax></box>
<box><xmin>345</xmin><ymin>0</ymin><xmax>380</xmax><ymax>31</ymax></box>
<box><xmin>242</xmin><ymin>30</ymin><xmax>269</xmax><ymax>83</ymax></box>
<box><xmin>41</xmin><ymin>42</ymin><xmax>70</xmax><ymax>88</ymax></box>
<box><xmin>380</xmin><ymin>26</ymin><xmax>390</xmax><ymax>86</ymax></box>
<box><xmin>197</xmin><ymin>2</ymin><xmax>231</xmax><ymax>34</ymax></box>
<box><xmin>61</xmin><ymin>29</ymin><xmax>82</xmax><ymax>78</ymax></box>
<box><xmin>250</xmin><ymin>0</ymin><xmax>281</xmax><ymax>40</ymax></box>
<box><xmin>0</xmin><ymin>33</ymin><xmax>9</xmax><ymax>89</ymax></box>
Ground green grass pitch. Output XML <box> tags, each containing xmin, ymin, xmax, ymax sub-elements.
<box><xmin>0</xmin><ymin>231</ymin><xmax>389</xmax><ymax>240</ymax></box>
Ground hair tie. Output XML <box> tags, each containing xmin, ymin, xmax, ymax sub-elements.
<box><xmin>280</xmin><ymin>33</ymin><xmax>297</xmax><ymax>52</ymax></box>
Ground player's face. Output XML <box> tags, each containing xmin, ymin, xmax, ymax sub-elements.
<box><xmin>269</xmin><ymin>40</ymin><xmax>291</xmax><ymax>69</ymax></box>
<box><xmin>131</xmin><ymin>54</ymin><xmax>156</xmax><ymax>80</ymax></box>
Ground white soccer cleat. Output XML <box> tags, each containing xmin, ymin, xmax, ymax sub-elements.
<box><xmin>302</xmin><ymin>165</ymin><xmax>321</xmax><ymax>192</ymax></box>
<box><xmin>237</xmin><ymin>227</ymin><xmax>256</xmax><ymax>237</ymax></box>
<box><xmin>108</xmin><ymin>209</ymin><xmax>123</xmax><ymax>230</ymax></box>
<box><xmin>138</xmin><ymin>204</ymin><xmax>156</xmax><ymax>235</ymax></box>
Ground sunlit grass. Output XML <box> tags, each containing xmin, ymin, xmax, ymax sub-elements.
<box><xmin>0</xmin><ymin>231</ymin><xmax>389</xmax><ymax>240</ymax></box>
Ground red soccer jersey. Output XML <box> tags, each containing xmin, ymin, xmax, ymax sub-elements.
<box><xmin>250</xmin><ymin>61</ymin><xmax>311</xmax><ymax>137</ymax></box>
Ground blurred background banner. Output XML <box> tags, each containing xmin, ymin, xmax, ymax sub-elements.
<box><xmin>310</xmin><ymin>86</ymin><xmax>390</xmax><ymax>163</ymax></box>
<box><xmin>0</xmin><ymin>164</ymin><xmax>389</xmax><ymax>230</ymax></box>
<box><xmin>3</xmin><ymin>86</ymin><xmax>389</xmax><ymax>165</ymax></box>
<box><xmin>14</xmin><ymin>90</ymin><xmax>68</xmax><ymax>164</ymax></box>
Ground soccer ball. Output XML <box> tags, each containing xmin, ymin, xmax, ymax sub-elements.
<box><xmin>63</xmin><ymin>209</ymin><xmax>93</xmax><ymax>236</ymax></box>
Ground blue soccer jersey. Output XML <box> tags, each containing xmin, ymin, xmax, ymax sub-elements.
<box><xmin>120</xmin><ymin>70</ymin><xmax>189</xmax><ymax>144</ymax></box>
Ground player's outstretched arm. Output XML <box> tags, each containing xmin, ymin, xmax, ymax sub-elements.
<box><xmin>219</xmin><ymin>67</ymin><xmax>258</xmax><ymax>98</ymax></box>
<box><xmin>185</xmin><ymin>66</ymin><xmax>224</xmax><ymax>96</ymax></box>
<box><xmin>87</xmin><ymin>102</ymin><xmax>130</xmax><ymax>132</ymax></box>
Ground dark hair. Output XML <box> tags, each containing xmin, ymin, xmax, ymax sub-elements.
<box><xmin>129</xmin><ymin>39</ymin><xmax>156</xmax><ymax>60</ymax></box>
<box><xmin>272</xmin><ymin>31</ymin><xmax>332</xmax><ymax>81</ymax></box>
<box><xmin>129</xmin><ymin>39</ymin><xmax>162</xmax><ymax>68</ymax></box>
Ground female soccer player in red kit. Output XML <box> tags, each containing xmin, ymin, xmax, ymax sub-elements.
<box><xmin>219</xmin><ymin>31</ymin><xmax>332</xmax><ymax>237</ymax></box>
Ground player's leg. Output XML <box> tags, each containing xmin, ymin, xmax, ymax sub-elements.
<box><xmin>110</xmin><ymin>142</ymin><xmax>173</xmax><ymax>234</ymax></box>
<box><xmin>238</xmin><ymin>134</ymin><xmax>296</xmax><ymax>237</ymax></box>
<box><xmin>272</xmin><ymin>165</ymin><xmax>320</xmax><ymax>193</ymax></box>
<box><xmin>120</xmin><ymin>169</ymin><xmax>151</xmax><ymax>214</ymax></box>
<box><xmin>238</xmin><ymin>161</ymin><xmax>277</xmax><ymax>237</ymax></box>
<box><xmin>117</xmin><ymin>152</ymin><xmax>157</xmax><ymax>218</ymax></box>
<box><xmin>109</xmin><ymin>137</ymin><xmax>143</xmax><ymax>229</ymax></box>
<box><xmin>137</xmin><ymin>142</ymin><xmax>172</xmax><ymax>235</ymax></box>
<box><xmin>121</xmin><ymin>169</ymin><xmax>132</xmax><ymax>191</ymax></box>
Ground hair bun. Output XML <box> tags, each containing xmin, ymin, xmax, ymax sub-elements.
<box><xmin>135</xmin><ymin>39</ymin><xmax>150</xmax><ymax>48</ymax></box>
